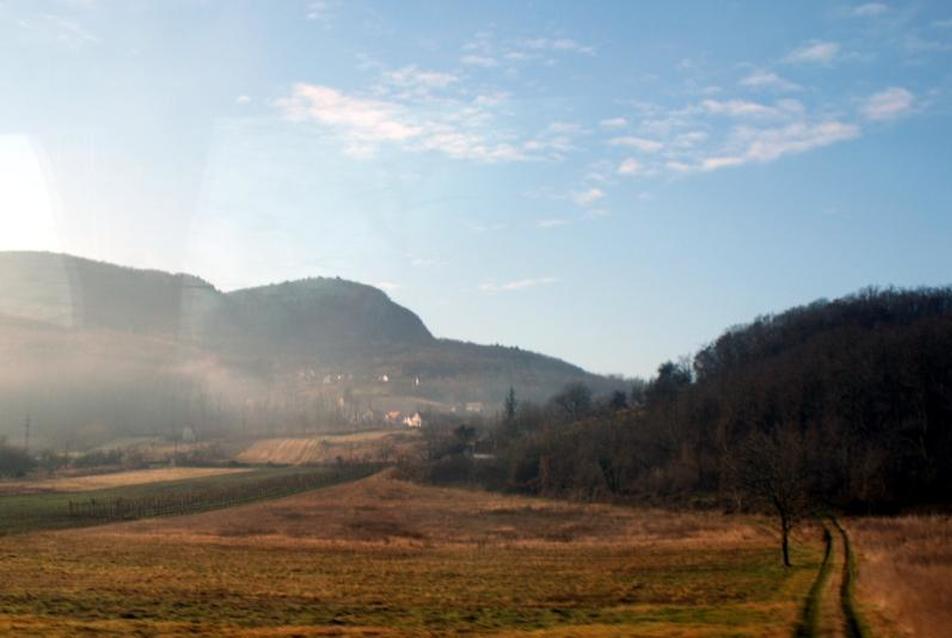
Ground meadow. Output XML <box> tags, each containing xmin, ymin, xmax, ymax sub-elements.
<box><xmin>848</xmin><ymin>515</ymin><xmax>952</xmax><ymax>638</ymax></box>
<box><xmin>0</xmin><ymin>472</ymin><xmax>823</xmax><ymax>637</ymax></box>
<box><xmin>0</xmin><ymin>466</ymin><xmax>250</xmax><ymax>494</ymax></box>
<box><xmin>0</xmin><ymin>464</ymin><xmax>375</xmax><ymax>535</ymax></box>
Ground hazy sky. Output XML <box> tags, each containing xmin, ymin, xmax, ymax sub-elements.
<box><xmin>1</xmin><ymin>1</ymin><xmax>951</xmax><ymax>376</ymax></box>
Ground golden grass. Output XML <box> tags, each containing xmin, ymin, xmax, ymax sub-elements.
<box><xmin>0</xmin><ymin>473</ymin><xmax>821</xmax><ymax>636</ymax></box>
<box><xmin>0</xmin><ymin>467</ymin><xmax>250</xmax><ymax>494</ymax></box>
<box><xmin>236</xmin><ymin>431</ymin><xmax>420</xmax><ymax>465</ymax></box>
<box><xmin>849</xmin><ymin>514</ymin><xmax>952</xmax><ymax>638</ymax></box>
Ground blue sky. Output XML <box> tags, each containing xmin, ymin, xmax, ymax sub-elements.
<box><xmin>1</xmin><ymin>1</ymin><xmax>951</xmax><ymax>377</ymax></box>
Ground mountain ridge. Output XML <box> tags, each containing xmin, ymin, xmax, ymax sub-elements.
<box><xmin>0</xmin><ymin>251</ymin><xmax>615</xmax><ymax>421</ymax></box>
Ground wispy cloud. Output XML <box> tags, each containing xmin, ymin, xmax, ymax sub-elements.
<box><xmin>536</xmin><ymin>218</ymin><xmax>570</xmax><ymax>229</ymax></box>
<box><xmin>277</xmin><ymin>82</ymin><xmax>533</xmax><ymax>162</ymax></box>
<box><xmin>599</xmin><ymin>117</ymin><xmax>628</xmax><ymax>129</ymax></box>
<box><xmin>617</xmin><ymin>158</ymin><xmax>643</xmax><ymax>176</ymax></box>
<box><xmin>479</xmin><ymin>277</ymin><xmax>559</xmax><ymax>293</ymax></box>
<box><xmin>851</xmin><ymin>3</ymin><xmax>888</xmax><ymax>17</ymax></box>
<box><xmin>16</xmin><ymin>13</ymin><xmax>100</xmax><ymax>47</ymax></box>
<box><xmin>384</xmin><ymin>65</ymin><xmax>458</xmax><ymax>90</ymax></box>
<box><xmin>785</xmin><ymin>40</ymin><xmax>840</xmax><ymax>64</ymax></box>
<box><xmin>607</xmin><ymin>136</ymin><xmax>664</xmax><ymax>152</ymax></box>
<box><xmin>306</xmin><ymin>0</ymin><xmax>339</xmax><ymax>23</ymax></box>
<box><xmin>861</xmin><ymin>87</ymin><xmax>914</xmax><ymax>120</ymax></box>
<box><xmin>277</xmin><ymin>83</ymin><xmax>421</xmax><ymax>145</ymax></box>
<box><xmin>701</xmin><ymin>120</ymin><xmax>860</xmax><ymax>170</ymax></box>
<box><xmin>572</xmin><ymin>187</ymin><xmax>605</xmax><ymax>206</ymax></box>
<box><xmin>521</xmin><ymin>37</ymin><xmax>595</xmax><ymax>55</ymax></box>
<box><xmin>461</xmin><ymin>54</ymin><xmax>499</xmax><ymax>68</ymax></box>
<box><xmin>702</xmin><ymin>98</ymin><xmax>783</xmax><ymax>118</ymax></box>
<box><xmin>739</xmin><ymin>70</ymin><xmax>802</xmax><ymax>92</ymax></box>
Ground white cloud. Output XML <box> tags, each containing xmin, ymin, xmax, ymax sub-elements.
<box><xmin>474</xmin><ymin>92</ymin><xmax>508</xmax><ymax>106</ymax></box>
<box><xmin>739</xmin><ymin>70</ymin><xmax>802</xmax><ymax>92</ymax></box>
<box><xmin>479</xmin><ymin>277</ymin><xmax>559</xmax><ymax>293</ymax></box>
<box><xmin>419</xmin><ymin>129</ymin><xmax>527</xmax><ymax>162</ymax></box>
<box><xmin>701</xmin><ymin>156</ymin><xmax>746</xmax><ymax>171</ymax></box>
<box><xmin>278</xmin><ymin>83</ymin><xmax>421</xmax><ymax>142</ymax></box>
<box><xmin>521</xmin><ymin>37</ymin><xmax>595</xmax><ymax>55</ymax></box>
<box><xmin>461</xmin><ymin>54</ymin><xmax>499</xmax><ymax>68</ymax></box>
<box><xmin>306</xmin><ymin>0</ymin><xmax>339</xmax><ymax>22</ymax></box>
<box><xmin>384</xmin><ymin>65</ymin><xmax>458</xmax><ymax>90</ymax></box>
<box><xmin>617</xmin><ymin>158</ymin><xmax>643</xmax><ymax>176</ymax></box>
<box><xmin>785</xmin><ymin>41</ymin><xmax>840</xmax><ymax>64</ymax></box>
<box><xmin>572</xmin><ymin>187</ymin><xmax>605</xmax><ymax>206</ymax></box>
<box><xmin>536</xmin><ymin>218</ymin><xmax>570</xmax><ymax>228</ymax></box>
<box><xmin>673</xmin><ymin>131</ymin><xmax>709</xmax><ymax>148</ymax></box>
<box><xmin>278</xmin><ymin>83</ymin><xmax>532</xmax><ymax>163</ymax></box>
<box><xmin>702</xmin><ymin>120</ymin><xmax>860</xmax><ymax>170</ymax></box>
<box><xmin>702</xmin><ymin>98</ymin><xmax>781</xmax><ymax>118</ymax></box>
<box><xmin>599</xmin><ymin>117</ymin><xmax>628</xmax><ymax>129</ymax></box>
<box><xmin>851</xmin><ymin>3</ymin><xmax>888</xmax><ymax>17</ymax></box>
<box><xmin>607</xmin><ymin>136</ymin><xmax>664</xmax><ymax>152</ymax></box>
<box><xmin>861</xmin><ymin>87</ymin><xmax>914</xmax><ymax>121</ymax></box>
<box><xmin>546</xmin><ymin>121</ymin><xmax>583</xmax><ymax>134</ymax></box>
<box><xmin>236</xmin><ymin>95</ymin><xmax>251</xmax><ymax>105</ymax></box>
<box><xmin>666</xmin><ymin>160</ymin><xmax>693</xmax><ymax>173</ymax></box>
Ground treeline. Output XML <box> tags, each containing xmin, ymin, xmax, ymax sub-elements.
<box><xmin>418</xmin><ymin>287</ymin><xmax>952</xmax><ymax>514</ymax></box>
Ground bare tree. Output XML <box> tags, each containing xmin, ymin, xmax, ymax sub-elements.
<box><xmin>551</xmin><ymin>382</ymin><xmax>592</xmax><ymax>422</ymax></box>
<box><xmin>732</xmin><ymin>428</ymin><xmax>810</xmax><ymax>567</ymax></box>
<box><xmin>504</xmin><ymin>386</ymin><xmax>518</xmax><ymax>423</ymax></box>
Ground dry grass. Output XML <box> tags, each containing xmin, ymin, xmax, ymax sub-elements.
<box><xmin>236</xmin><ymin>431</ymin><xmax>421</xmax><ymax>465</ymax></box>
<box><xmin>95</xmin><ymin>470</ymin><xmax>769</xmax><ymax>548</ymax></box>
<box><xmin>0</xmin><ymin>472</ymin><xmax>822</xmax><ymax>636</ymax></box>
<box><xmin>0</xmin><ymin>467</ymin><xmax>250</xmax><ymax>494</ymax></box>
<box><xmin>848</xmin><ymin>514</ymin><xmax>952</xmax><ymax>638</ymax></box>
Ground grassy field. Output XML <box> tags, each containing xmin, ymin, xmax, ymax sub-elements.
<box><xmin>0</xmin><ymin>472</ymin><xmax>823</xmax><ymax>636</ymax></box>
<box><xmin>0</xmin><ymin>467</ymin><xmax>251</xmax><ymax>494</ymax></box>
<box><xmin>848</xmin><ymin>515</ymin><xmax>952</xmax><ymax>638</ymax></box>
<box><xmin>236</xmin><ymin>430</ymin><xmax>421</xmax><ymax>465</ymax></box>
<box><xmin>0</xmin><ymin>465</ymin><xmax>374</xmax><ymax>536</ymax></box>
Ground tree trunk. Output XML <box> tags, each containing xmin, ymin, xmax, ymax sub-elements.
<box><xmin>781</xmin><ymin>516</ymin><xmax>791</xmax><ymax>567</ymax></box>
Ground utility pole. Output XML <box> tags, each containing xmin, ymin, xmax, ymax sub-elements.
<box><xmin>23</xmin><ymin>415</ymin><xmax>31</xmax><ymax>455</ymax></box>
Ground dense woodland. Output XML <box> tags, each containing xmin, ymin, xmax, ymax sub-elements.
<box><xmin>418</xmin><ymin>287</ymin><xmax>952</xmax><ymax>515</ymax></box>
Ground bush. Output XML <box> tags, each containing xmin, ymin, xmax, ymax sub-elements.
<box><xmin>0</xmin><ymin>443</ymin><xmax>36</xmax><ymax>477</ymax></box>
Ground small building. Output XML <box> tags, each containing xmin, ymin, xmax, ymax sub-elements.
<box><xmin>403</xmin><ymin>412</ymin><xmax>423</xmax><ymax>428</ymax></box>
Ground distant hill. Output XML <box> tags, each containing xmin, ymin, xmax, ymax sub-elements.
<box><xmin>0</xmin><ymin>252</ymin><xmax>616</xmax><ymax>445</ymax></box>
<box><xmin>218</xmin><ymin>277</ymin><xmax>434</xmax><ymax>361</ymax></box>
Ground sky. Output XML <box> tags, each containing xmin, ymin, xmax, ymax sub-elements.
<box><xmin>1</xmin><ymin>1</ymin><xmax>951</xmax><ymax>377</ymax></box>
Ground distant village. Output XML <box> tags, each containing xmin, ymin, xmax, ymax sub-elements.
<box><xmin>290</xmin><ymin>367</ymin><xmax>487</xmax><ymax>431</ymax></box>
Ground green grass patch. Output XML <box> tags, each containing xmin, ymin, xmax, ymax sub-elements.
<box><xmin>0</xmin><ymin>464</ymin><xmax>376</xmax><ymax>535</ymax></box>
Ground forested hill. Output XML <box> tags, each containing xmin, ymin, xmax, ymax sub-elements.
<box><xmin>488</xmin><ymin>287</ymin><xmax>952</xmax><ymax>513</ymax></box>
<box><xmin>693</xmin><ymin>287</ymin><xmax>952</xmax><ymax>380</ymax></box>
